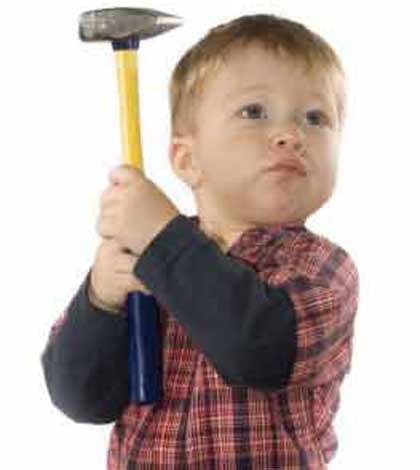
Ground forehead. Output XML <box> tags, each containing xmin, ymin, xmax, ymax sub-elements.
<box><xmin>202</xmin><ymin>43</ymin><xmax>331</xmax><ymax>104</ymax></box>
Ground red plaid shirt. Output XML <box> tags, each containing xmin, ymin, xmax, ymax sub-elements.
<box><xmin>44</xmin><ymin>215</ymin><xmax>359</xmax><ymax>469</ymax></box>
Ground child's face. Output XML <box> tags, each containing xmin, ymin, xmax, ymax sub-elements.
<box><xmin>172</xmin><ymin>42</ymin><xmax>342</xmax><ymax>230</ymax></box>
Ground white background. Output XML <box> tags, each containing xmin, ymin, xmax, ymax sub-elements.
<box><xmin>1</xmin><ymin>0</ymin><xmax>419</xmax><ymax>468</ymax></box>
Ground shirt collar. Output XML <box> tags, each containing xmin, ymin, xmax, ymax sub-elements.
<box><xmin>187</xmin><ymin>214</ymin><xmax>306</xmax><ymax>266</ymax></box>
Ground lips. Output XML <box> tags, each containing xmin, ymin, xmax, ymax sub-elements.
<box><xmin>264</xmin><ymin>158</ymin><xmax>307</xmax><ymax>176</ymax></box>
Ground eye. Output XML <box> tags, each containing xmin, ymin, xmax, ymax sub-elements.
<box><xmin>305</xmin><ymin>109</ymin><xmax>329</xmax><ymax>127</ymax></box>
<box><xmin>238</xmin><ymin>103</ymin><xmax>268</xmax><ymax>120</ymax></box>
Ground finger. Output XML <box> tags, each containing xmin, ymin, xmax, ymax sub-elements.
<box><xmin>119</xmin><ymin>246</ymin><xmax>141</xmax><ymax>268</ymax></box>
<box><xmin>101</xmin><ymin>237</ymin><xmax>130</xmax><ymax>255</ymax></box>
<box><xmin>100</xmin><ymin>187</ymin><xmax>120</xmax><ymax>210</ymax></box>
<box><xmin>118</xmin><ymin>248</ymin><xmax>140</xmax><ymax>266</ymax></box>
<box><xmin>109</xmin><ymin>164</ymin><xmax>143</xmax><ymax>186</ymax></box>
<box><xmin>100</xmin><ymin>188</ymin><xmax>111</xmax><ymax>207</ymax></box>
<box><xmin>101</xmin><ymin>236</ymin><xmax>118</xmax><ymax>246</ymax></box>
<box><xmin>96</xmin><ymin>215</ymin><xmax>115</xmax><ymax>239</ymax></box>
<box><xmin>127</xmin><ymin>275</ymin><xmax>151</xmax><ymax>295</ymax></box>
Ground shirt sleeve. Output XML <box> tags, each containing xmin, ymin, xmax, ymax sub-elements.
<box><xmin>40</xmin><ymin>270</ymin><xmax>129</xmax><ymax>423</ymax></box>
<box><xmin>133</xmin><ymin>214</ymin><xmax>298</xmax><ymax>391</ymax></box>
<box><xmin>274</xmin><ymin>249</ymin><xmax>359</xmax><ymax>388</ymax></box>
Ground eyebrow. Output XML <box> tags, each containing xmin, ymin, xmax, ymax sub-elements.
<box><xmin>223</xmin><ymin>85</ymin><xmax>270</xmax><ymax>101</ymax></box>
<box><xmin>310</xmin><ymin>90</ymin><xmax>328</xmax><ymax>100</ymax></box>
<box><xmin>224</xmin><ymin>85</ymin><xmax>330</xmax><ymax>104</ymax></box>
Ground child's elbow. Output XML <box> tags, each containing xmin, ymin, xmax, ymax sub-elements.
<box><xmin>40</xmin><ymin>346</ymin><xmax>128</xmax><ymax>424</ymax></box>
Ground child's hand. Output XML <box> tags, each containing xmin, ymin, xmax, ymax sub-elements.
<box><xmin>89</xmin><ymin>238</ymin><xmax>151</xmax><ymax>314</ymax></box>
<box><xmin>96</xmin><ymin>165</ymin><xmax>180</xmax><ymax>257</ymax></box>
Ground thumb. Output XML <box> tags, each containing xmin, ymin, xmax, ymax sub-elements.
<box><xmin>109</xmin><ymin>164</ymin><xmax>143</xmax><ymax>186</ymax></box>
<box><xmin>134</xmin><ymin>278</ymin><xmax>151</xmax><ymax>295</ymax></box>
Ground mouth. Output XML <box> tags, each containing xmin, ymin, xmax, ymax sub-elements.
<box><xmin>264</xmin><ymin>163</ymin><xmax>307</xmax><ymax>177</ymax></box>
<box><xmin>263</xmin><ymin>155</ymin><xmax>308</xmax><ymax>176</ymax></box>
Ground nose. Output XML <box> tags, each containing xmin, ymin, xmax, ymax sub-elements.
<box><xmin>269</xmin><ymin>123</ymin><xmax>304</xmax><ymax>155</ymax></box>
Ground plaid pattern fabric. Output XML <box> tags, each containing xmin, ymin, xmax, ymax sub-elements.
<box><xmin>46</xmin><ymin>216</ymin><xmax>359</xmax><ymax>469</ymax></box>
<box><xmin>106</xmin><ymin>216</ymin><xmax>359</xmax><ymax>469</ymax></box>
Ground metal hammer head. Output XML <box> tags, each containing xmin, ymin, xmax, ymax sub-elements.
<box><xmin>79</xmin><ymin>7</ymin><xmax>182</xmax><ymax>42</ymax></box>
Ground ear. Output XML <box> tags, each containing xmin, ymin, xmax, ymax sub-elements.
<box><xmin>169</xmin><ymin>135</ymin><xmax>202</xmax><ymax>189</ymax></box>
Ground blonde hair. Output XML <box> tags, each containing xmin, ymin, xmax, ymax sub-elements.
<box><xmin>169</xmin><ymin>14</ymin><xmax>347</xmax><ymax>135</ymax></box>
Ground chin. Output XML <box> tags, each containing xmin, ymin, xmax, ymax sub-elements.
<box><xmin>254</xmin><ymin>200</ymin><xmax>301</xmax><ymax>224</ymax></box>
<box><xmin>248</xmin><ymin>211</ymin><xmax>299</xmax><ymax>227</ymax></box>
<box><xmin>253</xmin><ymin>198</ymin><xmax>320</xmax><ymax>226</ymax></box>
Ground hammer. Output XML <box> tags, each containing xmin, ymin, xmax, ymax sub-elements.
<box><xmin>78</xmin><ymin>8</ymin><xmax>182</xmax><ymax>405</ymax></box>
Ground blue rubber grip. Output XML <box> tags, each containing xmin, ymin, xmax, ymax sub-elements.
<box><xmin>126</xmin><ymin>291</ymin><xmax>162</xmax><ymax>404</ymax></box>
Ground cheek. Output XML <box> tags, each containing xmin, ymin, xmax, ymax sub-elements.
<box><xmin>308</xmin><ymin>134</ymin><xmax>338</xmax><ymax>173</ymax></box>
<box><xmin>197</xmin><ymin>129</ymin><xmax>242</xmax><ymax>173</ymax></box>
<box><xmin>323</xmin><ymin>141</ymin><xmax>339</xmax><ymax>183</ymax></box>
<box><xmin>226</xmin><ymin>130</ymin><xmax>265</xmax><ymax>169</ymax></box>
<box><xmin>310</xmin><ymin>149</ymin><xmax>338</xmax><ymax>203</ymax></box>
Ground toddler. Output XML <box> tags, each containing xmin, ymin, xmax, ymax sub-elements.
<box><xmin>41</xmin><ymin>13</ymin><xmax>359</xmax><ymax>469</ymax></box>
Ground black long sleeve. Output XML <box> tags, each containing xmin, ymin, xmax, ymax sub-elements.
<box><xmin>133</xmin><ymin>214</ymin><xmax>297</xmax><ymax>391</ymax></box>
<box><xmin>41</xmin><ymin>214</ymin><xmax>297</xmax><ymax>424</ymax></box>
<box><xmin>41</xmin><ymin>270</ymin><xmax>129</xmax><ymax>423</ymax></box>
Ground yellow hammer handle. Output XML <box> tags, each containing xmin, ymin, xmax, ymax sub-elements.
<box><xmin>115</xmin><ymin>50</ymin><xmax>143</xmax><ymax>172</ymax></box>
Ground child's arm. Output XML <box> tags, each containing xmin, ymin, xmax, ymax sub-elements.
<box><xmin>40</xmin><ymin>269</ymin><xmax>129</xmax><ymax>423</ymax></box>
<box><xmin>133</xmin><ymin>214</ymin><xmax>359</xmax><ymax>391</ymax></box>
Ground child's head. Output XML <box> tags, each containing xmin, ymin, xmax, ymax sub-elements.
<box><xmin>168</xmin><ymin>14</ymin><xmax>347</xmax><ymax>237</ymax></box>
